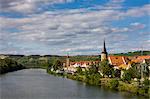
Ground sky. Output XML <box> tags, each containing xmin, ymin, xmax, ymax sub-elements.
<box><xmin>0</xmin><ymin>0</ymin><xmax>150</xmax><ymax>55</ymax></box>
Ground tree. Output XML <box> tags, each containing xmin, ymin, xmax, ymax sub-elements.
<box><xmin>122</xmin><ymin>63</ymin><xmax>141</xmax><ymax>82</ymax></box>
<box><xmin>100</xmin><ymin>60</ymin><xmax>114</xmax><ymax>77</ymax></box>
<box><xmin>109</xmin><ymin>79</ymin><xmax>119</xmax><ymax>90</ymax></box>
<box><xmin>77</xmin><ymin>67</ymin><xmax>83</xmax><ymax>75</ymax></box>
<box><xmin>122</xmin><ymin>70</ymin><xmax>132</xmax><ymax>82</ymax></box>
<box><xmin>52</xmin><ymin>59</ymin><xmax>63</xmax><ymax>71</ymax></box>
<box><xmin>114</xmin><ymin>69</ymin><xmax>121</xmax><ymax>78</ymax></box>
<box><xmin>129</xmin><ymin>63</ymin><xmax>140</xmax><ymax>79</ymax></box>
<box><xmin>88</xmin><ymin>64</ymin><xmax>98</xmax><ymax>75</ymax></box>
<box><xmin>0</xmin><ymin>58</ymin><xmax>24</xmax><ymax>74</ymax></box>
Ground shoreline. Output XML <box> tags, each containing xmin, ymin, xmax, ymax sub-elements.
<box><xmin>1</xmin><ymin>68</ymin><xmax>149</xmax><ymax>98</ymax></box>
<box><xmin>47</xmin><ymin>70</ymin><xmax>150</xmax><ymax>98</ymax></box>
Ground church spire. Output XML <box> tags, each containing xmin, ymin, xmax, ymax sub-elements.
<box><xmin>66</xmin><ymin>52</ymin><xmax>70</xmax><ymax>67</ymax></box>
<box><xmin>101</xmin><ymin>39</ymin><xmax>108</xmax><ymax>61</ymax></box>
<box><xmin>102</xmin><ymin>39</ymin><xmax>107</xmax><ymax>54</ymax></box>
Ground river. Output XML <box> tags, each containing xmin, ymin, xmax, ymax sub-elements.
<box><xmin>0</xmin><ymin>69</ymin><xmax>147</xmax><ymax>99</ymax></box>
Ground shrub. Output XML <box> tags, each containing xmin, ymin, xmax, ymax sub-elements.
<box><xmin>85</xmin><ymin>73</ymin><xmax>101</xmax><ymax>85</ymax></box>
<box><xmin>138</xmin><ymin>88</ymin><xmax>146</xmax><ymax>95</ymax></box>
<box><xmin>109</xmin><ymin>79</ymin><xmax>119</xmax><ymax>90</ymax></box>
<box><xmin>122</xmin><ymin>71</ymin><xmax>131</xmax><ymax>82</ymax></box>
<box><xmin>118</xmin><ymin>83</ymin><xmax>126</xmax><ymax>91</ymax></box>
<box><xmin>143</xmin><ymin>79</ymin><xmax>150</xmax><ymax>86</ymax></box>
<box><xmin>118</xmin><ymin>82</ymin><xmax>138</xmax><ymax>94</ymax></box>
<box><xmin>148</xmin><ymin>88</ymin><xmax>150</xmax><ymax>95</ymax></box>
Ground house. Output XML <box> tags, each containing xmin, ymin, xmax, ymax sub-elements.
<box><xmin>108</xmin><ymin>56</ymin><xmax>130</xmax><ymax>70</ymax></box>
<box><xmin>131</xmin><ymin>55</ymin><xmax>150</xmax><ymax>63</ymax></box>
<box><xmin>64</xmin><ymin>60</ymin><xmax>99</xmax><ymax>73</ymax></box>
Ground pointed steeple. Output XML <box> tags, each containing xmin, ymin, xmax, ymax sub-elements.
<box><xmin>66</xmin><ymin>52</ymin><xmax>70</xmax><ymax>67</ymax></box>
<box><xmin>101</xmin><ymin>39</ymin><xmax>108</xmax><ymax>61</ymax></box>
<box><xmin>101</xmin><ymin>39</ymin><xmax>107</xmax><ymax>54</ymax></box>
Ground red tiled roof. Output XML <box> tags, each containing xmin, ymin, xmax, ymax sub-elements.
<box><xmin>108</xmin><ymin>56</ymin><xmax>127</xmax><ymax>66</ymax></box>
<box><xmin>131</xmin><ymin>55</ymin><xmax>150</xmax><ymax>63</ymax></box>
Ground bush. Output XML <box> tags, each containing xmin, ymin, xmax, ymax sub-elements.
<box><xmin>118</xmin><ymin>83</ymin><xmax>126</xmax><ymax>91</ymax></box>
<box><xmin>76</xmin><ymin>75</ymin><xmax>84</xmax><ymax>81</ymax></box>
<box><xmin>148</xmin><ymin>88</ymin><xmax>150</xmax><ymax>95</ymax></box>
<box><xmin>138</xmin><ymin>88</ymin><xmax>146</xmax><ymax>95</ymax></box>
<box><xmin>143</xmin><ymin>79</ymin><xmax>150</xmax><ymax>86</ymax></box>
<box><xmin>109</xmin><ymin>79</ymin><xmax>119</xmax><ymax>90</ymax></box>
<box><xmin>128</xmin><ymin>85</ymin><xmax>138</xmax><ymax>94</ymax></box>
<box><xmin>118</xmin><ymin>82</ymin><xmax>138</xmax><ymax>94</ymax></box>
<box><xmin>85</xmin><ymin>73</ymin><xmax>101</xmax><ymax>85</ymax></box>
<box><xmin>122</xmin><ymin>71</ymin><xmax>131</xmax><ymax>82</ymax></box>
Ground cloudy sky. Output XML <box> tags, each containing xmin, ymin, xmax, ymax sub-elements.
<box><xmin>0</xmin><ymin>0</ymin><xmax>149</xmax><ymax>55</ymax></box>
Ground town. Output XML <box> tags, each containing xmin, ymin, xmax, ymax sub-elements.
<box><xmin>47</xmin><ymin>40</ymin><xmax>150</xmax><ymax>81</ymax></box>
<box><xmin>0</xmin><ymin>0</ymin><xmax>149</xmax><ymax>99</ymax></box>
<box><xmin>1</xmin><ymin>40</ymin><xmax>149</xmax><ymax>97</ymax></box>
<box><xmin>60</xmin><ymin>40</ymin><xmax>150</xmax><ymax>80</ymax></box>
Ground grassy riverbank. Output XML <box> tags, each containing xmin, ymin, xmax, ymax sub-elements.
<box><xmin>47</xmin><ymin>70</ymin><xmax>150</xmax><ymax>97</ymax></box>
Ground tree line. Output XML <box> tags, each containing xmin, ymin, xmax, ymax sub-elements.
<box><xmin>0</xmin><ymin>58</ymin><xmax>25</xmax><ymax>74</ymax></box>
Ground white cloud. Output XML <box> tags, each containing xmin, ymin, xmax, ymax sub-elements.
<box><xmin>0</xmin><ymin>0</ymin><xmax>75</xmax><ymax>13</ymax></box>
<box><xmin>130</xmin><ymin>22</ymin><xmax>146</xmax><ymax>29</ymax></box>
<box><xmin>0</xmin><ymin>2</ymin><xmax>150</xmax><ymax>55</ymax></box>
<box><xmin>124</xmin><ymin>4</ymin><xmax>150</xmax><ymax>17</ymax></box>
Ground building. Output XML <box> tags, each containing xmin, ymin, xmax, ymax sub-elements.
<box><xmin>63</xmin><ymin>39</ymin><xmax>150</xmax><ymax>77</ymax></box>
<box><xmin>66</xmin><ymin>54</ymin><xmax>70</xmax><ymax>67</ymax></box>
<box><xmin>108</xmin><ymin>56</ymin><xmax>131</xmax><ymax>70</ymax></box>
<box><xmin>131</xmin><ymin>56</ymin><xmax>150</xmax><ymax>63</ymax></box>
<box><xmin>100</xmin><ymin>40</ymin><xmax>131</xmax><ymax>70</ymax></box>
<box><xmin>101</xmin><ymin>40</ymin><xmax>108</xmax><ymax>61</ymax></box>
<box><xmin>64</xmin><ymin>60</ymin><xmax>99</xmax><ymax>73</ymax></box>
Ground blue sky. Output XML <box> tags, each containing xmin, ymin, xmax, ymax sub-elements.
<box><xmin>0</xmin><ymin>0</ymin><xmax>150</xmax><ymax>55</ymax></box>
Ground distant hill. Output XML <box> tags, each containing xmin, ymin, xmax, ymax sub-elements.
<box><xmin>1</xmin><ymin>50</ymin><xmax>149</xmax><ymax>60</ymax></box>
<box><xmin>112</xmin><ymin>51</ymin><xmax>150</xmax><ymax>56</ymax></box>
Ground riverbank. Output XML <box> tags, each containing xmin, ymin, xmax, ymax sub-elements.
<box><xmin>47</xmin><ymin>70</ymin><xmax>150</xmax><ymax>98</ymax></box>
<box><xmin>2</xmin><ymin>69</ymin><xmax>146</xmax><ymax>99</ymax></box>
<box><xmin>0</xmin><ymin>58</ymin><xmax>25</xmax><ymax>74</ymax></box>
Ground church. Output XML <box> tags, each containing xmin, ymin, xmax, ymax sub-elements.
<box><xmin>63</xmin><ymin>39</ymin><xmax>150</xmax><ymax>73</ymax></box>
<box><xmin>100</xmin><ymin>40</ymin><xmax>131</xmax><ymax>70</ymax></box>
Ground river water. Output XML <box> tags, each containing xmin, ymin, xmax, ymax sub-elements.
<box><xmin>0</xmin><ymin>69</ymin><xmax>147</xmax><ymax>99</ymax></box>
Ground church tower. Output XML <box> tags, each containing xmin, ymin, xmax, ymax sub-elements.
<box><xmin>101</xmin><ymin>40</ymin><xmax>108</xmax><ymax>61</ymax></box>
<box><xmin>66</xmin><ymin>53</ymin><xmax>70</xmax><ymax>67</ymax></box>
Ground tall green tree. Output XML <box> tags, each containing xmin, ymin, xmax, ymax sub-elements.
<box><xmin>77</xmin><ymin>67</ymin><xmax>83</xmax><ymax>75</ymax></box>
<box><xmin>88</xmin><ymin>64</ymin><xmax>98</xmax><ymax>75</ymax></box>
<box><xmin>52</xmin><ymin>59</ymin><xmax>63</xmax><ymax>71</ymax></box>
<box><xmin>122</xmin><ymin>70</ymin><xmax>132</xmax><ymax>82</ymax></box>
<box><xmin>99</xmin><ymin>60</ymin><xmax>114</xmax><ymax>77</ymax></box>
<box><xmin>129</xmin><ymin>63</ymin><xmax>140</xmax><ymax>79</ymax></box>
<box><xmin>122</xmin><ymin>63</ymin><xmax>141</xmax><ymax>82</ymax></box>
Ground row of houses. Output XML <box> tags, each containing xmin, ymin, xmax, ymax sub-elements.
<box><xmin>63</xmin><ymin>55</ymin><xmax>150</xmax><ymax>72</ymax></box>
<box><xmin>63</xmin><ymin>61</ymin><xmax>99</xmax><ymax>73</ymax></box>
<box><xmin>63</xmin><ymin>40</ymin><xmax>150</xmax><ymax>79</ymax></box>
